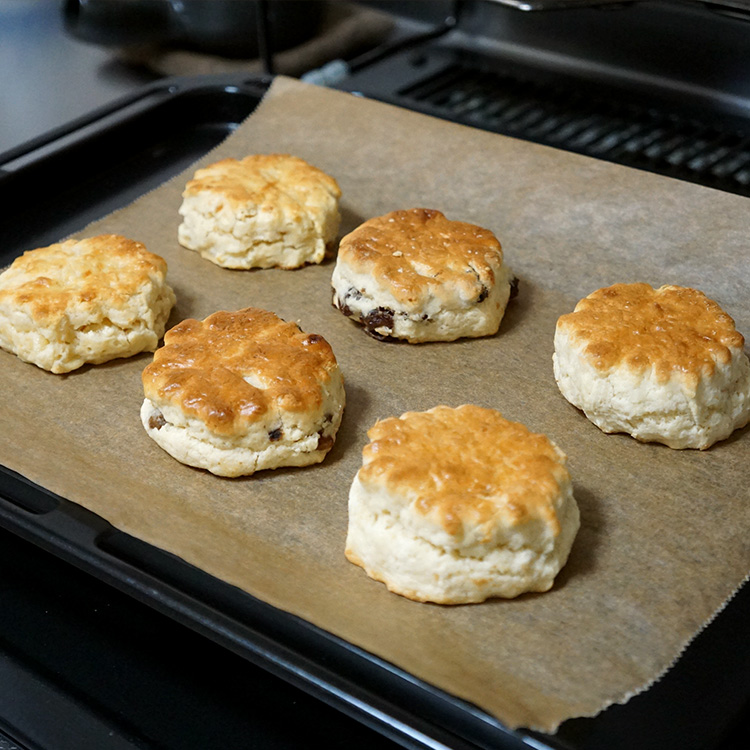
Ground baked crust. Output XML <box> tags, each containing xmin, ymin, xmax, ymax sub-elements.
<box><xmin>181</xmin><ymin>153</ymin><xmax>341</xmax><ymax>207</ymax></box>
<box><xmin>557</xmin><ymin>283</ymin><xmax>743</xmax><ymax>387</ymax></box>
<box><xmin>359</xmin><ymin>405</ymin><xmax>568</xmax><ymax>536</ymax></box>
<box><xmin>337</xmin><ymin>208</ymin><xmax>504</xmax><ymax>309</ymax></box>
<box><xmin>142</xmin><ymin>307</ymin><xmax>341</xmax><ymax>438</ymax></box>
<box><xmin>0</xmin><ymin>235</ymin><xmax>169</xmax><ymax>324</ymax></box>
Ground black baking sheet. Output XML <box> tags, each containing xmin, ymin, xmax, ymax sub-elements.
<box><xmin>0</xmin><ymin>74</ymin><xmax>746</xmax><ymax>750</ymax></box>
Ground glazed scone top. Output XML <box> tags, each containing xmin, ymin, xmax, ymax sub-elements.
<box><xmin>0</xmin><ymin>235</ymin><xmax>168</xmax><ymax>323</ymax></box>
<box><xmin>142</xmin><ymin>308</ymin><xmax>339</xmax><ymax>437</ymax></box>
<box><xmin>557</xmin><ymin>283</ymin><xmax>744</xmax><ymax>385</ymax></box>
<box><xmin>337</xmin><ymin>209</ymin><xmax>505</xmax><ymax>308</ymax></box>
<box><xmin>182</xmin><ymin>153</ymin><xmax>341</xmax><ymax>213</ymax></box>
<box><xmin>358</xmin><ymin>405</ymin><xmax>569</xmax><ymax>537</ymax></box>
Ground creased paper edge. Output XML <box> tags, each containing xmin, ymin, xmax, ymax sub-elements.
<box><xmin>526</xmin><ymin>570</ymin><xmax>750</xmax><ymax>734</ymax></box>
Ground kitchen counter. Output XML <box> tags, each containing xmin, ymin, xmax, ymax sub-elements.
<box><xmin>0</xmin><ymin>0</ymin><xmax>159</xmax><ymax>155</ymax></box>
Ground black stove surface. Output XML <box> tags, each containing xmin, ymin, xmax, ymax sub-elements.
<box><xmin>340</xmin><ymin>1</ymin><xmax>750</xmax><ymax>198</ymax></box>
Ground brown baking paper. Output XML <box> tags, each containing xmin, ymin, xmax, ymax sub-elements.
<box><xmin>1</xmin><ymin>76</ymin><xmax>748</xmax><ymax>733</ymax></box>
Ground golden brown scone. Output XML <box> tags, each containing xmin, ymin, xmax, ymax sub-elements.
<box><xmin>553</xmin><ymin>283</ymin><xmax>750</xmax><ymax>448</ymax></box>
<box><xmin>345</xmin><ymin>405</ymin><xmax>580</xmax><ymax>603</ymax></box>
<box><xmin>0</xmin><ymin>235</ymin><xmax>175</xmax><ymax>373</ymax></box>
<box><xmin>140</xmin><ymin>307</ymin><xmax>345</xmax><ymax>476</ymax></box>
<box><xmin>331</xmin><ymin>208</ymin><xmax>514</xmax><ymax>342</ymax></box>
<box><xmin>178</xmin><ymin>153</ymin><xmax>341</xmax><ymax>269</ymax></box>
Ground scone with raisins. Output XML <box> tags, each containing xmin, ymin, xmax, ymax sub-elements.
<box><xmin>332</xmin><ymin>208</ymin><xmax>514</xmax><ymax>342</ymax></box>
<box><xmin>141</xmin><ymin>307</ymin><xmax>345</xmax><ymax>476</ymax></box>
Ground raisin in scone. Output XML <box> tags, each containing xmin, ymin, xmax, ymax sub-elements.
<box><xmin>141</xmin><ymin>307</ymin><xmax>345</xmax><ymax>476</ymax></box>
<box><xmin>553</xmin><ymin>283</ymin><xmax>750</xmax><ymax>449</ymax></box>
<box><xmin>345</xmin><ymin>405</ymin><xmax>579</xmax><ymax>603</ymax></box>
<box><xmin>332</xmin><ymin>208</ymin><xmax>514</xmax><ymax>342</ymax></box>
<box><xmin>178</xmin><ymin>154</ymin><xmax>341</xmax><ymax>269</ymax></box>
<box><xmin>0</xmin><ymin>234</ymin><xmax>175</xmax><ymax>373</ymax></box>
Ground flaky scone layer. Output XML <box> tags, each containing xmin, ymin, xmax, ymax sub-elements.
<box><xmin>553</xmin><ymin>283</ymin><xmax>750</xmax><ymax>449</ymax></box>
<box><xmin>178</xmin><ymin>154</ymin><xmax>341</xmax><ymax>269</ymax></box>
<box><xmin>0</xmin><ymin>235</ymin><xmax>175</xmax><ymax>373</ymax></box>
<box><xmin>345</xmin><ymin>405</ymin><xmax>580</xmax><ymax>603</ymax></box>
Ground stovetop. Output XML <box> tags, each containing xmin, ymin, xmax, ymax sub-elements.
<box><xmin>335</xmin><ymin>1</ymin><xmax>750</xmax><ymax>198</ymax></box>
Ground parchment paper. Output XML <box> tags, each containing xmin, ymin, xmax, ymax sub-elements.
<box><xmin>1</xmin><ymin>76</ymin><xmax>748</xmax><ymax>733</ymax></box>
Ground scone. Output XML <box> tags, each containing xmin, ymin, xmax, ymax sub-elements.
<box><xmin>331</xmin><ymin>208</ymin><xmax>514</xmax><ymax>342</ymax></box>
<box><xmin>345</xmin><ymin>405</ymin><xmax>580</xmax><ymax>604</ymax></box>
<box><xmin>553</xmin><ymin>283</ymin><xmax>750</xmax><ymax>449</ymax></box>
<box><xmin>141</xmin><ymin>307</ymin><xmax>345</xmax><ymax>477</ymax></box>
<box><xmin>177</xmin><ymin>153</ymin><xmax>341</xmax><ymax>269</ymax></box>
<box><xmin>0</xmin><ymin>235</ymin><xmax>175</xmax><ymax>373</ymax></box>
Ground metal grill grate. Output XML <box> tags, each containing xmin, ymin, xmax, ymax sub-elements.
<box><xmin>398</xmin><ymin>65</ymin><xmax>750</xmax><ymax>195</ymax></box>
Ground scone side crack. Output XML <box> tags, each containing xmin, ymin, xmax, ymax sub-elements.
<box><xmin>394</xmin><ymin>513</ymin><xmax>557</xmax><ymax>564</ymax></box>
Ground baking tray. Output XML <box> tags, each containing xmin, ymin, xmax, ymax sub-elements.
<box><xmin>0</xmin><ymin>74</ymin><xmax>747</xmax><ymax>750</ymax></box>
